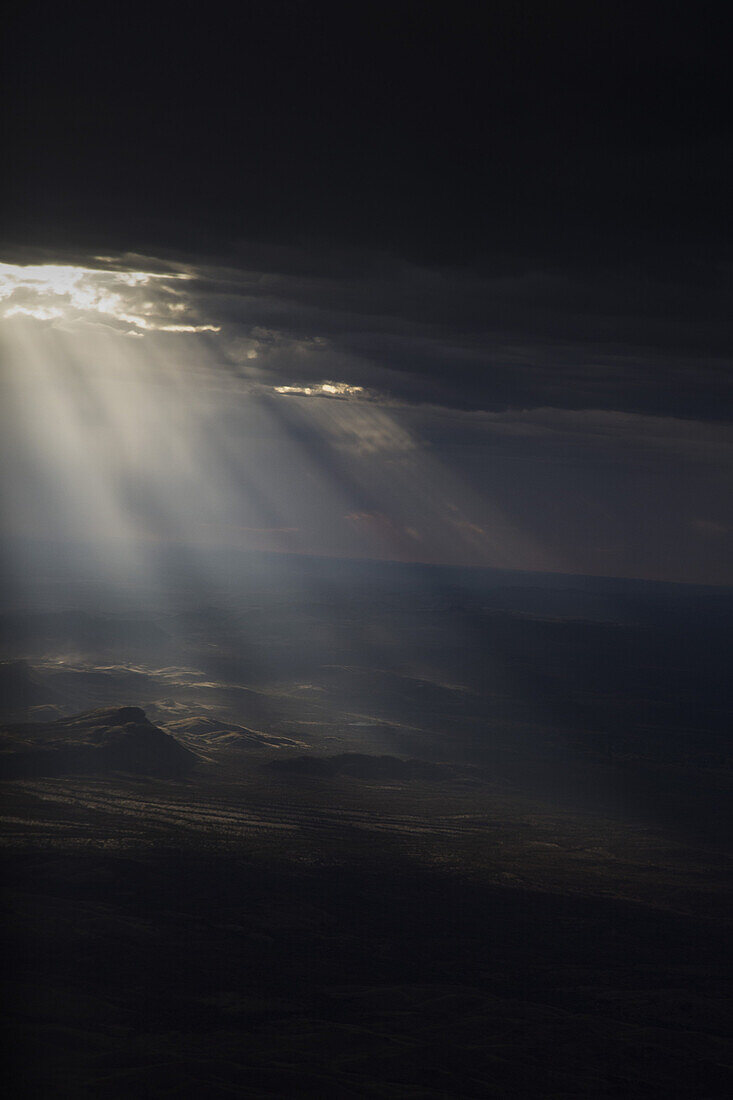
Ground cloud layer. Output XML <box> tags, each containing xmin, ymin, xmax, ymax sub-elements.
<box><xmin>1</xmin><ymin>247</ymin><xmax>731</xmax><ymax>585</ymax></box>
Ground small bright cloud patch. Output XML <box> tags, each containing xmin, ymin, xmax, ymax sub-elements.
<box><xmin>274</xmin><ymin>381</ymin><xmax>365</xmax><ymax>398</ymax></box>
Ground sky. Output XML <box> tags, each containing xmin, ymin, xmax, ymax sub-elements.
<box><xmin>1</xmin><ymin>2</ymin><xmax>731</xmax><ymax>585</ymax></box>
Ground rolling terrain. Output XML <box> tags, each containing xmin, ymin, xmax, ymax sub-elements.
<box><xmin>2</xmin><ymin>558</ymin><xmax>732</xmax><ymax>1096</ymax></box>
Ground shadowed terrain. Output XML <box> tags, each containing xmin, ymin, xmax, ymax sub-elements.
<box><xmin>2</xmin><ymin>558</ymin><xmax>732</xmax><ymax>1096</ymax></box>
<box><xmin>0</xmin><ymin>706</ymin><xmax>197</xmax><ymax>780</ymax></box>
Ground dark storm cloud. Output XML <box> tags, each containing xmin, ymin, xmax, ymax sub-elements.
<box><xmin>145</xmin><ymin>246</ymin><xmax>731</xmax><ymax>423</ymax></box>
<box><xmin>4</xmin><ymin>4</ymin><xmax>732</xmax><ymax>264</ymax></box>
<box><xmin>4</xmin><ymin>242</ymin><xmax>731</xmax><ymax>424</ymax></box>
<box><xmin>1</xmin><ymin>4</ymin><xmax>731</xmax><ymax>583</ymax></box>
<box><xmin>3</xmin><ymin>2</ymin><xmax>732</xmax><ymax>423</ymax></box>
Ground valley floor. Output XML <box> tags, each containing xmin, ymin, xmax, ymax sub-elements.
<box><xmin>3</xmin><ymin>744</ymin><xmax>732</xmax><ymax>1097</ymax></box>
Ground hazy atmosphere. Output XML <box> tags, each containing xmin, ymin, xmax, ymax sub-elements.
<box><xmin>2</xmin><ymin>4</ymin><xmax>732</xmax><ymax>1097</ymax></box>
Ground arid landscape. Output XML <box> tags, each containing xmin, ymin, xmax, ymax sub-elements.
<box><xmin>2</xmin><ymin>558</ymin><xmax>731</xmax><ymax>1096</ymax></box>
<box><xmin>4</xmin><ymin>6</ymin><xmax>733</xmax><ymax>1094</ymax></box>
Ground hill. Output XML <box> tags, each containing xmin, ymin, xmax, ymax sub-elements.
<box><xmin>0</xmin><ymin>706</ymin><xmax>197</xmax><ymax>779</ymax></box>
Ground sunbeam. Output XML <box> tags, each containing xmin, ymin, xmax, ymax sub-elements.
<box><xmin>4</xmin><ymin>8</ymin><xmax>733</xmax><ymax>1093</ymax></box>
<box><xmin>1</xmin><ymin>257</ymin><xmax>548</xmax><ymax>603</ymax></box>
